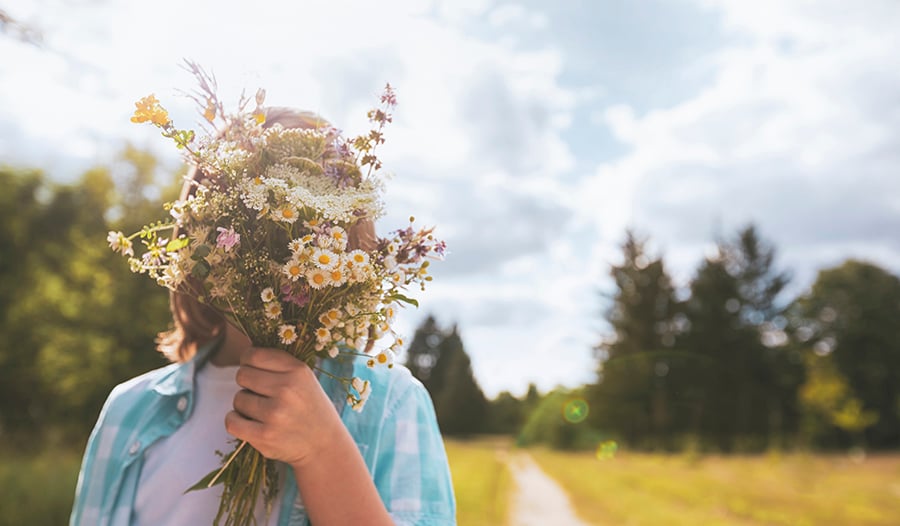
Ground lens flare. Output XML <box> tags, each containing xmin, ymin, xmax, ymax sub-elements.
<box><xmin>562</xmin><ymin>398</ymin><xmax>589</xmax><ymax>423</ymax></box>
<box><xmin>596</xmin><ymin>440</ymin><xmax>619</xmax><ymax>460</ymax></box>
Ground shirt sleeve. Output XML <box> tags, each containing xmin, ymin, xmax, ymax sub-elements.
<box><xmin>373</xmin><ymin>379</ymin><xmax>456</xmax><ymax>525</ymax></box>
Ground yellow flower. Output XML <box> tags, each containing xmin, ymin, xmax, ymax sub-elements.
<box><xmin>203</xmin><ymin>99</ymin><xmax>216</xmax><ymax>122</ymax></box>
<box><xmin>131</xmin><ymin>94</ymin><xmax>170</xmax><ymax>126</ymax></box>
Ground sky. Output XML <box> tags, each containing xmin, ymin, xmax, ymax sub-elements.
<box><xmin>2</xmin><ymin>0</ymin><xmax>899</xmax><ymax>397</ymax></box>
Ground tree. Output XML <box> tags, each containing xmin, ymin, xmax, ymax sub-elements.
<box><xmin>0</xmin><ymin>167</ymin><xmax>50</xmax><ymax>439</ymax></box>
<box><xmin>404</xmin><ymin>317</ymin><xmax>488</xmax><ymax>435</ymax></box>
<box><xmin>404</xmin><ymin>315</ymin><xmax>443</xmax><ymax>388</ymax></box>
<box><xmin>519</xmin><ymin>387</ymin><xmax>600</xmax><ymax>450</ymax></box>
<box><xmin>799</xmin><ymin>352</ymin><xmax>878</xmax><ymax>447</ymax></box>
<box><xmin>429</xmin><ymin>326</ymin><xmax>488</xmax><ymax>435</ymax></box>
<box><xmin>0</xmin><ymin>151</ymin><xmax>180</xmax><ymax>447</ymax></box>
<box><xmin>790</xmin><ymin>260</ymin><xmax>900</xmax><ymax>448</ymax></box>
<box><xmin>486</xmin><ymin>390</ymin><xmax>526</xmax><ymax>435</ymax></box>
<box><xmin>679</xmin><ymin>225</ymin><xmax>797</xmax><ymax>451</ymax></box>
<box><xmin>587</xmin><ymin>230</ymin><xmax>680</xmax><ymax>448</ymax></box>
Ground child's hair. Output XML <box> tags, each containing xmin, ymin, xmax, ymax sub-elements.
<box><xmin>156</xmin><ymin>108</ymin><xmax>378</xmax><ymax>362</ymax></box>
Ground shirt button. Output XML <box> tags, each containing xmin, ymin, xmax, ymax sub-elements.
<box><xmin>177</xmin><ymin>396</ymin><xmax>188</xmax><ymax>412</ymax></box>
<box><xmin>128</xmin><ymin>441</ymin><xmax>141</xmax><ymax>455</ymax></box>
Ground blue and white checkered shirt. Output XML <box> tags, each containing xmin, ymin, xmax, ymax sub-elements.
<box><xmin>70</xmin><ymin>342</ymin><xmax>456</xmax><ymax>525</ymax></box>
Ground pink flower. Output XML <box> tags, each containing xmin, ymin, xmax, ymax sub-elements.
<box><xmin>216</xmin><ymin>226</ymin><xmax>240</xmax><ymax>252</ymax></box>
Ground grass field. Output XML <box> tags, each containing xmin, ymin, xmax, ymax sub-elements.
<box><xmin>5</xmin><ymin>442</ymin><xmax>900</xmax><ymax>526</ymax></box>
<box><xmin>530</xmin><ymin>448</ymin><xmax>900</xmax><ymax>526</ymax></box>
<box><xmin>444</xmin><ymin>437</ymin><xmax>513</xmax><ymax>526</ymax></box>
<box><xmin>0</xmin><ymin>450</ymin><xmax>81</xmax><ymax>526</ymax></box>
<box><xmin>4</xmin><ymin>440</ymin><xmax>515</xmax><ymax>526</ymax></box>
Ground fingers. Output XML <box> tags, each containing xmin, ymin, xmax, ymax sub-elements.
<box><xmin>241</xmin><ymin>347</ymin><xmax>306</xmax><ymax>373</ymax></box>
<box><xmin>225</xmin><ymin>410</ymin><xmax>264</xmax><ymax>442</ymax></box>
<box><xmin>233</xmin><ymin>389</ymin><xmax>271</xmax><ymax>422</ymax></box>
<box><xmin>235</xmin><ymin>364</ymin><xmax>280</xmax><ymax>397</ymax></box>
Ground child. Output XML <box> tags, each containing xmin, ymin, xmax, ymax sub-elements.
<box><xmin>70</xmin><ymin>109</ymin><xmax>456</xmax><ymax>526</ymax></box>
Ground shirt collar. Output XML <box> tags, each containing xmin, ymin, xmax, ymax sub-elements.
<box><xmin>150</xmin><ymin>337</ymin><xmax>222</xmax><ymax>397</ymax></box>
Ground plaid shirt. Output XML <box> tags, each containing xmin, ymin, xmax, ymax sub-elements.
<box><xmin>70</xmin><ymin>343</ymin><xmax>456</xmax><ymax>525</ymax></box>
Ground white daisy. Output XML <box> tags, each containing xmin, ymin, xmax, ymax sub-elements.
<box><xmin>260</xmin><ymin>287</ymin><xmax>276</xmax><ymax>303</ymax></box>
<box><xmin>282</xmin><ymin>259</ymin><xmax>304</xmax><ymax>281</ymax></box>
<box><xmin>347</xmin><ymin>250</ymin><xmax>369</xmax><ymax>267</ymax></box>
<box><xmin>278</xmin><ymin>324</ymin><xmax>298</xmax><ymax>345</ymax></box>
<box><xmin>274</xmin><ymin>205</ymin><xmax>299</xmax><ymax>224</ymax></box>
<box><xmin>312</xmin><ymin>248</ymin><xmax>338</xmax><ymax>269</ymax></box>
<box><xmin>264</xmin><ymin>301</ymin><xmax>282</xmax><ymax>320</ymax></box>
<box><xmin>307</xmin><ymin>267</ymin><xmax>330</xmax><ymax>289</ymax></box>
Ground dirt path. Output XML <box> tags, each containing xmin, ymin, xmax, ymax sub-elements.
<box><xmin>507</xmin><ymin>452</ymin><xmax>592</xmax><ymax>526</ymax></box>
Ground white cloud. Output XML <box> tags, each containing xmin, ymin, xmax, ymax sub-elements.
<box><xmin>583</xmin><ymin>0</ymin><xmax>900</xmax><ymax>290</ymax></box>
<box><xmin>0</xmin><ymin>0</ymin><xmax>588</xmax><ymax>397</ymax></box>
<box><xmin>5</xmin><ymin>0</ymin><xmax>897</xmax><ymax>397</ymax></box>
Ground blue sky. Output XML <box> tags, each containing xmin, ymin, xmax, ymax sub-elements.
<box><xmin>2</xmin><ymin>0</ymin><xmax>899</xmax><ymax>396</ymax></box>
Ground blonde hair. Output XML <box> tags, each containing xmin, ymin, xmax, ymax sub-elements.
<box><xmin>156</xmin><ymin>108</ymin><xmax>377</xmax><ymax>362</ymax></box>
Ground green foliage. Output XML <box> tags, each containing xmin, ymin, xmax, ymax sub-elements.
<box><xmin>588</xmin><ymin>226</ymin><xmax>811</xmax><ymax>452</ymax></box>
<box><xmin>486</xmin><ymin>391</ymin><xmax>527</xmax><ymax>435</ymax></box>
<box><xmin>430</xmin><ymin>326</ymin><xmax>488</xmax><ymax>435</ymax></box>
<box><xmin>800</xmin><ymin>353</ymin><xmax>878</xmax><ymax>440</ymax></box>
<box><xmin>790</xmin><ymin>260</ymin><xmax>900</xmax><ymax>448</ymax></box>
<box><xmin>405</xmin><ymin>315</ymin><xmax>443</xmax><ymax>384</ymax></box>
<box><xmin>675</xmin><ymin>225</ymin><xmax>800</xmax><ymax>451</ymax></box>
<box><xmin>586</xmin><ymin>230</ymin><xmax>683</xmax><ymax>449</ymax></box>
<box><xmin>0</xmin><ymin>153</ymin><xmax>179</xmax><ymax>448</ymax></box>
<box><xmin>405</xmin><ymin>316</ymin><xmax>488</xmax><ymax>435</ymax></box>
<box><xmin>518</xmin><ymin>388</ymin><xmax>603</xmax><ymax>450</ymax></box>
<box><xmin>0</xmin><ymin>450</ymin><xmax>82</xmax><ymax>526</ymax></box>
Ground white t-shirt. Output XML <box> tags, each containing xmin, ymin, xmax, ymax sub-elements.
<box><xmin>134</xmin><ymin>362</ymin><xmax>284</xmax><ymax>526</ymax></box>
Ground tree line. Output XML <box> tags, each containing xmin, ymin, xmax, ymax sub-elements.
<box><xmin>2</xmin><ymin>156</ymin><xmax>898</xmax><ymax>453</ymax></box>
<box><xmin>403</xmin><ymin>228</ymin><xmax>900</xmax><ymax>453</ymax></box>
<box><xmin>585</xmin><ymin>228</ymin><xmax>899</xmax><ymax>451</ymax></box>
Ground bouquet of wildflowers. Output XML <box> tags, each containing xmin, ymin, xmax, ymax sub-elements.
<box><xmin>109</xmin><ymin>63</ymin><xmax>445</xmax><ymax>526</ymax></box>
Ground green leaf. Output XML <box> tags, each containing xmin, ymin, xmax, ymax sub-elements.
<box><xmin>192</xmin><ymin>244</ymin><xmax>211</xmax><ymax>259</ymax></box>
<box><xmin>388</xmin><ymin>293</ymin><xmax>419</xmax><ymax>308</ymax></box>
<box><xmin>166</xmin><ymin>237</ymin><xmax>190</xmax><ymax>252</ymax></box>
<box><xmin>191</xmin><ymin>259</ymin><xmax>210</xmax><ymax>278</ymax></box>
<box><xmin>184</xmin><ymin>468</ymin><xmax>223</xmax><ymax>494</ymax></box>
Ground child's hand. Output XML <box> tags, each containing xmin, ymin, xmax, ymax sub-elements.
<box><xmin>225</xmin><ymin>347</ymin><xmax>346</xmax><ymax>468</ymax></box>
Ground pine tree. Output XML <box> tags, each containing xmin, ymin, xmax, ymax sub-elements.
<box><xmin>681</xmin><ymin>225</ymin><xmax>796</xmax><ymax>450</ymax></box>
<box><xmin>429</xmin><ymin>325</ymin><xmax>488</xmax><ymax>435</ymax></box>
<box><xmin>404</xmin><ymin>315</ymin><xmax>444</xmax><ymax>389</ymax></box>
<box><xmin>588</xmin><ymin>230</ymin><xmax>679</xmax><ymax>448</ymax></box>
<box><xmin>403</xmin><ymin>317</ymin><xmax>489</xmax><ymax>435</ymax></box>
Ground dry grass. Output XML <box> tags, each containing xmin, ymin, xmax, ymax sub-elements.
<box><xmin>444</xmin><ymin>437</ymin><xmax>514</xmax><ymax>526</ymax></box>
<box><xmin>529</xmin><ymin>448</ymin><xmax>900</xmax><ymax>526</ymax></box>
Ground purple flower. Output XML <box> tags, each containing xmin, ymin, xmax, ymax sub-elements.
<box><xmin>380</xmin><ymin>84</ymin><xmax>397</xmax><ymax>107</ymax></box>
<box><xmin>281</xmin><ymin>283</ymin><xmax>309</xmax><ymax>307</ymax></box>
<box><xmin>216</xmin><ymin>226</ymin><xmax>240</xmax><ymax>252</ymax></box>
